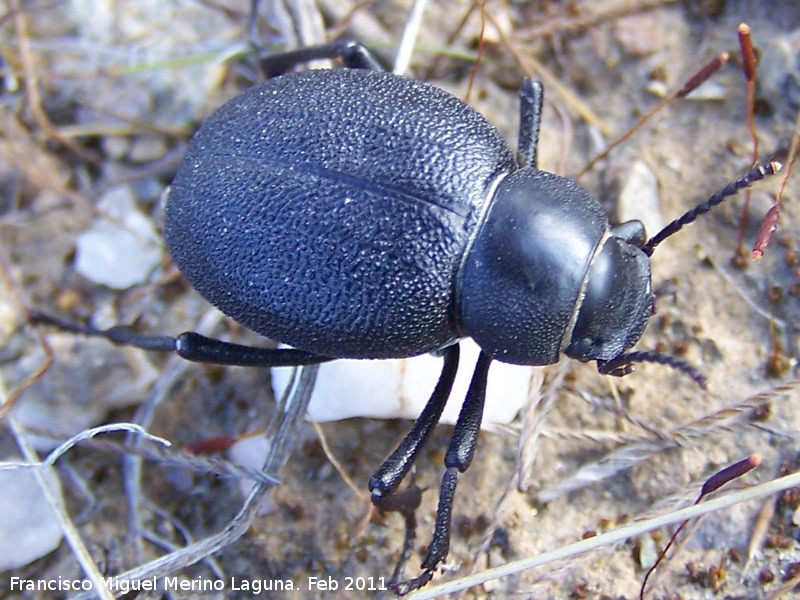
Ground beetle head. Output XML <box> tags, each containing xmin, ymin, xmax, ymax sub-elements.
<box><xmin>565</xmin><ymin>225</ymin><xmax>653</xmax><ymax>363</ymax></box>
<box><xmin>562</xmin><ymin>223</ymin><xmax>710</xmax><ymax>386</ymax></box>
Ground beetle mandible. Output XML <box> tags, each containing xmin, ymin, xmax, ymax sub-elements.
<box><xmin>41</xmin><ymin>40</ymin><xmax>780</xmax><ymax>594</ymax></box>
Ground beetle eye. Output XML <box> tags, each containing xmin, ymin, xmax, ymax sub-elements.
<box><xmin>565</xmin><ymin>337</ymin><xmax>595</xmax><ymax>361</ymax></box>
<box><xmin>611</xmin><ymin>220</ymin><xmax>646</xmax><ymax>247</ymax></box>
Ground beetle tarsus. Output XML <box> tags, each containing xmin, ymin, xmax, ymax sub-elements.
<box><xmin>392</xmin><ymin>569</ymin><xmax>435</xmax><ymax>596</ymax></box>
<box><xmin>29</xmin><ymin>309</ymin><xmax>179</xmax><ymax>352</ymax></box>
<box><xmin>373</xmin><ymin>482</ymin><xmax>423</xmax><ymax>589</ymax></box>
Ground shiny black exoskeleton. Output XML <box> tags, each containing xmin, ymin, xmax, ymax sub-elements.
<box><xmin>166</xmin><ymin>63</ymin><xmax>652</xmax><ymax>370</ymax></box>
<box><xmin>40</xmin><ymin>40</ymin><xmax>778</xmax><ymax>594</ymax></box>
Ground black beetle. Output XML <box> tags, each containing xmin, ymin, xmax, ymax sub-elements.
<box><xmin>36</xmin><ymin>40</ymin><xmax>779</xmax><ymax>594</ymax></box>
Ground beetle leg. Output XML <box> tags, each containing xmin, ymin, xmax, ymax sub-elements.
<box><xmin>393</xmin><ymin>351</ymin><xmax>492</xmax><ymax>595</ymax></box>
<box><xmin>369</xmin><ymin>343</ymin><xmax>460</xmax><ymax>500</ymax></box>
<box><xmin>259</xmin><ymin>40</ymin><xmax>384</xmax><ymax>77</ymax></box>
<box><xmin>372</xmin><ymin>478</ymin><xmax>424</xmax><ymax>588</ymax></box>
<box><xmin>369</xmin><ymin>344</ymin><xmax>459</xmax><ymax>589</ymax></box>
<box><xmin>29</xmin><ymin>309</ymin><xmax>333</xmax><ymax>367</ymax></box>
<box><xmin>173</xmin><ymin>332</ymin><xmax>332</xmax><ymax>366</ymax></box>
<box><xmin>517</xmin><ymin>79</ymin><xmax>543</xmax><ymax>170</ymax></box>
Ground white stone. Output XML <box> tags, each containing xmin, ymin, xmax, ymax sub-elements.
<box><xmin>0</xmin><ymin>464</ymin><xmax>64</xmax><ymax>570</ymax></box>
<box><xmin>618</xmin><ymin>160</ymin><xmax>664</xmax><ymax>238</ymax></box>
<box><xmin>74</xmin><ymin>185</ymin><xmax>163</xmax><ymax>289</ymax></box>
<box><xmin>227</xmin><ymin>435</ymin><xmax>279</xmax><ymax>515</ymax></box>
<box><xmin>272</xmin><ymin>339</ymin><xmax>535</xmax><ymax>427</ymax></box>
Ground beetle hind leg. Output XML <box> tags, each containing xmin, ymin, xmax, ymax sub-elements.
<box><xmin>29</xmin><ymin>309</ymin><xmax>334</xmax><ymax>368</ymax></box>
<box><xmin>259</xmin><ymin>40</ymin><xmax>384</xmax><ymax>77</ymax></box>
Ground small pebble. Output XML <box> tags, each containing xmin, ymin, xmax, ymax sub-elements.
<box><xmin>638</xmin><ymin>533</ymin><xmax>658</xmax><ymax>569</ymax></box>
<box><xmin>74</xmin><ymin>185</ymin><xmax>163</xmax><ymax>289</ymax></box>
<box><xmin>227</xmin><ymin>435</ymin><xmax>280</xmax><ymax>513</ymax></box>
<box><xmin>272</xmin><ymin>339</ymin><xmax>533</xmax><ymax>427</ymax></box>
<box><xmin>646</xmin><ymin>80</ymin><xmax>668</xmax><ymax>99</ymax></box>
<box><xmin>0</xmin><ymin>464</ymin><xmax>64</xmax><ymax>570</ymax></box>
<box><xmin>128</xmin><ymin>136</ymin><xmax>168</xmax><ymax>163</ymax></box>
<box><xmin>615</xmin><ymin>13</ymin><xmax>663</xmax><ymax>57</ymax></box>
<box><xmin>617</xmin><ymin>160</ymin><xmax>664</xmax><ymax>237</ymax></box>
<box><xmin>685</xmin><ymin>80</ymin><xmax>728</xmax><ymax>102</ymax></box>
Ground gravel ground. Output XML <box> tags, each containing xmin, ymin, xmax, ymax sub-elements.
<box><xmin>1</xmin><ymin>1</ymin><xmax>800</xmax><ymax>599</ymax></box>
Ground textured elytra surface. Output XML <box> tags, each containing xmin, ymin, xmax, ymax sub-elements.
<box><xmin>167</xmin><ymin>68</ymin><xmax>517</xmax><ymax>359</ymax></box>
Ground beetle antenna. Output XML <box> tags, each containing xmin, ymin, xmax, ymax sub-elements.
<box><xmin>597</xmin><ymin>351</ymin><xmax>708</xmax><ymax>389</ymax></box>
<box><xmin>642</xmin><ymin>158</ymin><xmax>783</xmax><ymax>256</ymax></box>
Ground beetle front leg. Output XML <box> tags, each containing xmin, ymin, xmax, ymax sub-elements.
<box><xmin>393</xmin><ymin>351</ymin><xmax>492</xmax><ymax>595</ymax></box>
